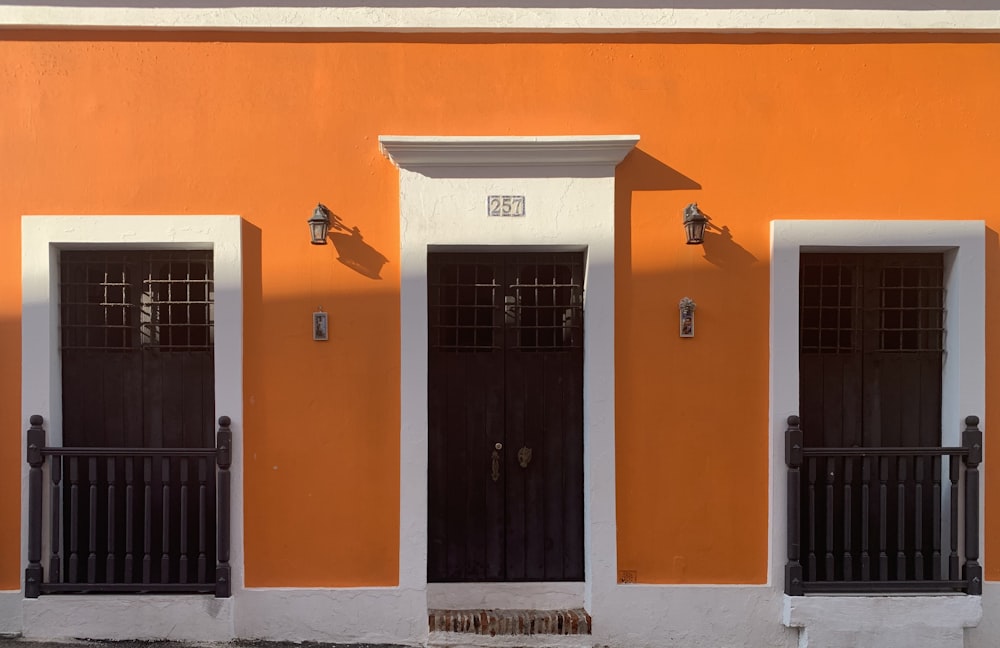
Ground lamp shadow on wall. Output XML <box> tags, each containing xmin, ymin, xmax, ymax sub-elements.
<box><xmin>699</xmin><ymin>212</ymin><xmax>759</xmax><ymax>271</ymax></box>
<box><xmin>329</xmin><ymin>228</ymin><xmax>390</xmax><ymax>280</ymax></box>
<box><xmin>325</xmin><ymin>209</ymin><xmax>390</xmax><ymax>280</ymax></box>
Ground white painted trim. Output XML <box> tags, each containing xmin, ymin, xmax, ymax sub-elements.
<box><xmin>19</xmin><ymin>215</ymin><xmax>244</xmax><ymax>639</ymax></box>
<box><xmin>770</xmin><ymin>220</ymin><xmax>985</xmax><ymax>644</ymax></box>
<box><xmin>382</xmin><ymin>135</ymin><xmax>634</xmax><ymax>626</ymax></box>
<box><xmin>784</xmin><ymin>595</ymin><xmax>981</xmax><ymax>648</ymax></box>
<box><xmin>236</xmin><ymin>588</ymin><xmax>426</xmax><ymax>644</ymax></box>
<box><xmin>22</xmin><ymin>596</ymin><xmax>235</xmax><ymax>642</ymax></box>
<box><xmin>427</xmin><ymin>582</ymin><xmax>585</xmax><ymax>610</ymax></box>
<box><xmin>380</xmin><ymin>136</ymin><xmax>639</xmax><ymax>169</ymax></box>
<box><xmin>1</xmin><ymin>6</ymin><xmax>999</xmax><ymax>32</ymax></box>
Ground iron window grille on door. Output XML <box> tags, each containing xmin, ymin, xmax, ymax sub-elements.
<box><xmin>60</xmin><ymin>250</ymin><xmax>214</xmax><ymax>351</ymax></box>
<box><xmin>429</xmin><ymin>253</ymin><xmax>583</xmax><ymax>352</ymax></box>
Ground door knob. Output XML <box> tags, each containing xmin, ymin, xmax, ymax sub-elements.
<box><xmin>495</xmin><ymin>442</ymin><xmax>503</xmax><ymax>450</ymax></box>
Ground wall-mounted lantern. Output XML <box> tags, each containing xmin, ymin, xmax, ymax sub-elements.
<box><xmin>683</xmin><ymin>203</ymin><xmax>710</xmax><ymax>245</ymax></box>
<box><xmin>679</xmin><ymin>297</ymin><xmax>696</xmax><ymax>338</ymax></box>
<box><xmin>308</xmin><ymin>203</ymin><xmax>333</xmax><ymax>245</ymax></box>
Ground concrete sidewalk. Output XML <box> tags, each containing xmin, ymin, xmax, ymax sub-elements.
<box><xmin>0</xmin><ymin>642</ymin><xmax>395</xmax><ymax>648</ymax></box>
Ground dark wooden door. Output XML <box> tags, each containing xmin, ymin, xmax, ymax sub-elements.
<box><xmin>59</xmin><ymin>250</ymin><xmax>215</xmax><ymax>586</ymax></box>
<box><xmin>428</xmin><ymin>252</ymin><xmax>584</xmax><ymax>582</ymax></box>
<box><xmin>799</xmin><ymin>253</ymin><xmax>943</xmax><ymax>449</ymax></box>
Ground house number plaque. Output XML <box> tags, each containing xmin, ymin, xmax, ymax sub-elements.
<box><xmin>487</xmin><ymin>195</ymin><xmax>525</xmax><ymax>217</ymax></box>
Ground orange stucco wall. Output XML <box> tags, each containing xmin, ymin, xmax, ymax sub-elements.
<box><xmin>1</xmin><ymin>32</ymin><xmax>999</xmax><ymax>588</ymax></box>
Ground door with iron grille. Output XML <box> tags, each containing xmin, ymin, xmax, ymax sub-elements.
<box><xmin>798</xmin><ymin>252</ymin><xmax>944</xmax><ymax>585</ymax></box>
<box><xmin>58</xmin><ymin>250</ymin><xmax>215</xmax><ymax>589</ymax></box>
<box><xmin>800</xmin><ymin>253</ymin><xmax>943</xmax><ymax>449</ymax></box>
<box><xmin>427</xmin><ymin>252</ymin><xmax>584</xmax><ymax>582</ymax></box>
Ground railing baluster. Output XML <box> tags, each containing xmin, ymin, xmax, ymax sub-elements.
<box><xmin>949</xmin><ymin>454</ymin><xmax>960</xmax><ymax>580</ymax></box>
<box><xmin>49</xmin><ymin>454</ymin><xmax>62</xmax><ymax>585</ymax></box>
<box><xmin>25</xmin><ymin>416</ymin><xmax>45</xmax><ymax>598</ymax></box>
<box><xmin>125</xmin><ymin>457</ymin><xmax>134</xmax><ymax>583</ymax></box>
<box><xmin>216</xmin><ymin>416</ymin><xmax>233</xmax><ymax>597</ymax></box>
<box><xmin>784</xmin><ymin>416</ymin><xmax>803</xmax><ymax>595</ymax></box>
<box><xmin>107</xmin><ymin>457</ymin><xmax>116</xmax><ymax>583</ymax></box>
<box><xmin>161</xmin><ymin>457</ymin><xmax>171</xmax><ymax>584</ymax></box>
<box><xmin>896</xmin><ymin>455</ymin><xmax>907</xmax><ymax>580</ymax></box>
<box><xmin>914</xmin><ymin>456</ymin><xmax>924</xmax><ymax>580</ymax></box>
<box><xmin>807</xmin><ymin>457</ymin><xmax>817</xmax><ymax>582</ymax></box>
<box><xmin>932</xmin><ymin>455</ymin><xmax>942</xmax><ymax>580</ymax></box>
<box><xmin>825</xmin><ymin>457</ymin><xmax>835</xmax><ymax>579</ymax></box>
<box><xmin>861</xmin><ymin>455</ymin><xmax>870</xmax><ymax>581</ymax></box>
<box><xmin>843</xmin><ymin>457</ymin><xmax>853</xmax><ymax>580</ymax></box>
<box><xmin>878</xmin><ymin>456</ymin><xmax>888</xmax><ymax>581</ymax></box>
<box><xmin>962</xmin><ymin>416</ymin><xmax>983</xmax><ymax>595</ymax></box>
<box><xmin>143</xmin><ymin>456</ymin><xmax>152</xmax><ymax>584</ymax></box>
<box><xmin>198</xmin><ymin>456</ymin><xmax>208</xmax><ymax>584</ymax></box>
<box><xmin>69</xmin><ymin>456</ymin><xmax>80</xmax><ymax>583</ymax></box>
<box><xmin>180</xmin><ymin>458</ymin><xmax>189</xmax><ymax>584</ymax></box>
<box><xmin>88</xmin><ymin>456</ymin><xmax>98</xmax><ymax>583</ymax></box>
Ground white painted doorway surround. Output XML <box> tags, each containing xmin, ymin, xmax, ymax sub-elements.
<box><xmin>380</xmin><ymin>135</ymin><xmax>637</xmax><ymax>617</ymax></box>
<box><xmin>771</xmin><ymin>220</ymin><xmax>986</xmax><ymax>648</ymax></box>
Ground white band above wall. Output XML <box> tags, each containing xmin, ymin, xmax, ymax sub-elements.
<box><xmin>2</xmin><ymin>6</ymin><xmax>999</xmax><ymax>32</ymax></box>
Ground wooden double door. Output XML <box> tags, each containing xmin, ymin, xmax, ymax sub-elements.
<box><xmin>427</xmin><ymin>252</ymin><xmax>585</xmax><ymax>582</ymax></box>
<box><xmin>797</xmin><ymin>252</ymin><xmax>945</xmax><ymax>583</ymax></box>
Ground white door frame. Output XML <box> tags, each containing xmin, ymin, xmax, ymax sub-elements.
<box><xmin>15</xmin><ymin>215</ymin><xmax>243</xmax><ymax>641</ymax></box>
<box><xmin>381</xmin><ymin>135</ymin><xmax>637</xmax><ymax>610</ymax></box>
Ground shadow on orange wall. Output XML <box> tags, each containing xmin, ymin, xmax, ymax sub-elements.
<box><xmin>700</xmin><ymin>220</ymin><xmax>759</xmax><ymax>271</ymax></box>
<box><xmin>329</xmin><ymin>229</ymin><xmax>390</xmax><ymax>281</ymax></box>
<box><xmin>0</xmin><ymin>317</ymin><xmax>21</xmax><ymax>590</ymax></box>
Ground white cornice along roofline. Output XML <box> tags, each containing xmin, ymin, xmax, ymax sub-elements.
<box><xmin>2</xmin><ymin>7</ymin><xmax>999</xmax><ymax>32</ymax></box>
<box><xmin>379</xmin><ymin>135</ymin><xmax>640</xmax><ymax>170</ymax></box>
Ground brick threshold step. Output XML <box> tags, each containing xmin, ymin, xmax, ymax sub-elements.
<box><xmin>428</xmin><ymin>609</ymin><xmax>592</xmax><ymax>637</ymax></box>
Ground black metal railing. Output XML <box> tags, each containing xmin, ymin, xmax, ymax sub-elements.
<box><xmin>25</xmin><ymin>415</ymin><xmax>232</xmax><ymax>597</ymax></box>
<box><xmin>785</xmin><ymin>415</ymin><xmax>982</xmax><ymax>595</ymax></box>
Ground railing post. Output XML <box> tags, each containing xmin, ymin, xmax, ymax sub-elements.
<box><xmin>215</xmin><ymin>416</ymin><xmax>232</xmax><ymax>598</ymax></box>
<box><xmin>785</xmin><ymin>415</ymin><xmax>804</xmax><ymax>595</ymax></box>
<box><xmin>962</xmin><ymin>415</ymin><xmax>982</xmax><ymax>595</ymax></box>
<box><xmin>24</xmin><ymin>415</ymin><xmax>45</xmax><ymax>598</ymax></box>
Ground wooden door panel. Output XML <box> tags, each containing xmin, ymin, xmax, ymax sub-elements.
<box><xmin>428</xmin><ymin>349</ymin><xmax>505</xmax><ymax>581</ymax></box>
<box><xmin>143</xmin><ymin>351</ymin><xmax>214</xmax><ymax>448</ymax></box>
<box><xmin>62</xmin><ymin>350</ymin><xmax>144</xmax><ymax>447</ymax></box>
<box><xmin>502</xmin><ymin>349</ymin><xmax>528</xmax><ymax>580</ymax></box>
<box><xmin>799</xmin><ymin>354</ymin><xmax>863</xmax><ymax>448</ymax></box>
<box><xmin>507</xmin><ymin>351</ymin><xmax>585</xmax><ymax>581</ymax></box>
